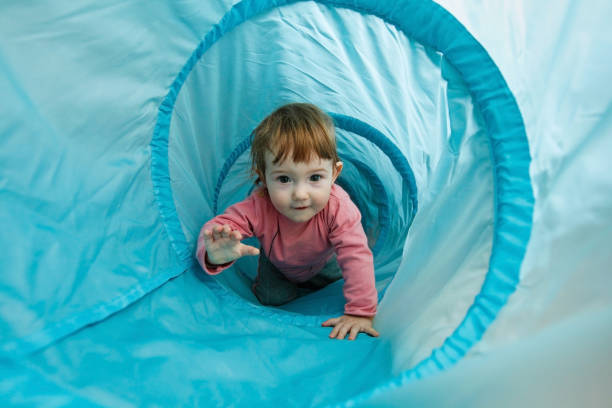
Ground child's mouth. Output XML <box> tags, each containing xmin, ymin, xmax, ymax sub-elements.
<box><xmin>294</xmin><ymin>206</ymin><xmax>309</xmax><ymax>210</ymax></box>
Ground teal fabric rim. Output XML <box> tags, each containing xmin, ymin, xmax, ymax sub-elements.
<box><xmin>149</xmin><ymin>0</ymin><xmax>534</xmax><ymax>397</ymax></box>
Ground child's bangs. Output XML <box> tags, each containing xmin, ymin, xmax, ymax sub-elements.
<box><xmin>270</xmin><ymin>125</ymin><xmax>336</xmax><ymax>165</ymax></box>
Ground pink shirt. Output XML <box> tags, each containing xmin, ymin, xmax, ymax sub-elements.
<box><xmin>196</xmin><ymin>184</ymin><xmax>377</xmax><ymax>316</ymax></box>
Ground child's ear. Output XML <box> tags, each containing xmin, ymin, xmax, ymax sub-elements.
<box><xmin>332</xmin><ymin>161</ymin><xmax>343</xmax><ymax>182</ymax></box>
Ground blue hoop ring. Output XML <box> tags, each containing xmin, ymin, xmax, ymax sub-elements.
<box><xmin>151</xmin><ymin>0</ymin><xmax>534</xmax><ymax>391</ymax></box>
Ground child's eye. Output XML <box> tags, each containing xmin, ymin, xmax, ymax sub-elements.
<box><xmin>310</xmin><ymin>174</ymin><xmax>322</xmax><ymax>182</ymax></box>
<box><xmin>277</xmin><ymin>176</ymin><xmax>290</xmax><ymax>183</ymax></box>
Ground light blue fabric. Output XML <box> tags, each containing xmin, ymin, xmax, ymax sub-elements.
<box><xmin>3</xmin><ymin>0</ymin><xmax>610</xmax><ymax>406</ymax></box>
<box><xmin>158</xmin><ymin>0</ymin><xmax>532</xmax><ymax>381</ymax></box>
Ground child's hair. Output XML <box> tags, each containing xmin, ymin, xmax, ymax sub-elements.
<box><xmin>251</xmin><ymin>103</ymin><xmax>339</xmax><ymax>183</ymax></box>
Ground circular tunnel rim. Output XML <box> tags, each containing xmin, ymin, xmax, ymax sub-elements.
<box><xmin>150</xmin><ymin>0</ymin><xmax>535</xmax><ymax>395</ymax></box>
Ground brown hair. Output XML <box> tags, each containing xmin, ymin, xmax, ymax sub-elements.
<box><xmin>251</xmin><ymin>103</ymin><xmax>339</xmax><ymax>183</ymax></box>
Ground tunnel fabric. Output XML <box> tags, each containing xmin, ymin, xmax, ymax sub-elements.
<box><xmin>0</xmin><ymin>0</ymin><xmax>544</xmax><ymax>406</ymax></box>
<box><xmin>152</xmin><ymin>0</ymin><xmax>533</xmax><ymax>381</ymax></box>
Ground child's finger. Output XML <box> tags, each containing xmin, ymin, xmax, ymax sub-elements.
<box><xmin>243</xmin><ymin>245</ymin><xmax>259</xmax><ymax>256</ymax></box>
<box><xmin>364</xmin><ymin>327</ymin><xmax>380</xmax><ymax>337</ymax></box>
<box><xmin>348</xmin><ymin>326</ymin><xmax>360</xmax><ymax>341</ymax></box>
<box><xmin>230</xmin><ymin>230</ymin><xmax>242</xmax><ymax>241</ymax></box>
<box><xmin>336</xmin><ymin>324</ymin><xmax>350</xmax><ymax>340</ymax></box>
<box><xmin>328</xmin><ymin>324</ymin><xmax>341</xmax><ymax>338</ymax></box>
<box><xmin>322</xmin><ymin>317</ymin><xmax>340</xmax><ymax>327</ymax></box>
<box><xmin>212</xmin><ymin>225</ymin><xmax>230</xmax><ymax>240</ymax></box>
<box><xmin>212</xmin><ymin>225</ymin><xmax>223</xmax><ymax>239</ymax></box>
<box><xmin>238</xmin><ymin>244</ymin><xmax>259</xmax><ymax>256</ymax></box>
<box><xmin>204</xmin><ymin>229</ymin><xmax>218</xmax><ymax>244</ymax></box>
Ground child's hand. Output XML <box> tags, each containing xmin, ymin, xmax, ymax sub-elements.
<box><xmin>203</xmin><ymin>224</ymin><xmax>260</xmax><ymax>265</ymax></box>
<box><xmin>321</xmin><ymin>314</ymin><xmax>379</xmax><ymax>340</ymax></box>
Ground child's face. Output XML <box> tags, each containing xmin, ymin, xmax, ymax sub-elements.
<box><xmin>262</xmin><ymin>150</ymin><xmax>342</xmax><ymax>223</ymax></box>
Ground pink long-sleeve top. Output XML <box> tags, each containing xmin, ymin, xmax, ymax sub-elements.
<box><xmin>196</xmin><ymin>184</ymin><xmax>377</xmax><ymax>317</ymax></box>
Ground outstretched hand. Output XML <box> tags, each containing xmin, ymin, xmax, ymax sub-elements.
<box><xmin>322</xmin><ymin>314</ymin><xmax>379</xmax><ymax>340</ymax></box>
<box><xmin>203</xmin><ymin>224</ymin><xmax>260</xmax><ymax>265</ymax></box>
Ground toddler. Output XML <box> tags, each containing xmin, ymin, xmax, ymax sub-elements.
<box><xmin>196</xmin><ymin>103</ymin><xmax>378</xmax><ymax>340</ymax></box>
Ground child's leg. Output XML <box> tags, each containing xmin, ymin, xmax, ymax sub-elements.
<box><xmin>297</xmin><ymin>255</ymin><xmax>342</xmax><ymax>291</ymax></box>
<box><xmin>251</xmin><ymin>253</ymin><xmax>299</xmax><ymax>306</ymax></box>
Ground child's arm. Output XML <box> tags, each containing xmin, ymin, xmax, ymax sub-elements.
<box><xmin>196</xmin><ymin>193</ymin><xmax>262</xmax><ymax>274</ymax></box>
<box><xmin>324</xmin><ymin>189</ymin><xmax>379</xmax><ymax>340</ymax></box>
<box><xmin>202</xmin><ymin>224</ymin><xmax>259</xmax><ymax>266</ymax></box>
<box><xmin>321</xmin><ymin>315</ymin><xmax>379</xmax><ymax>340</ymax></box>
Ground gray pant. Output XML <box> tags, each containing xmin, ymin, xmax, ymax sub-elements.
<box><xmin>251</xmin><ymin>253</ymin><xmax>342</xmax><ymax>306</ymax></box>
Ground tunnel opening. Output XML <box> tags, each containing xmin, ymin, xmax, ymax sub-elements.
<box><xmin>151</xmin><ymin>0</ymin><xmax>533</xmax><ymax>378</ymax></box>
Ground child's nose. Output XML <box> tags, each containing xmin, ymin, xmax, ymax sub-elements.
<box><xmin>292</xmin><ymin>183</ymin><xmax>308</xmax><ymax>200</ymax></box>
